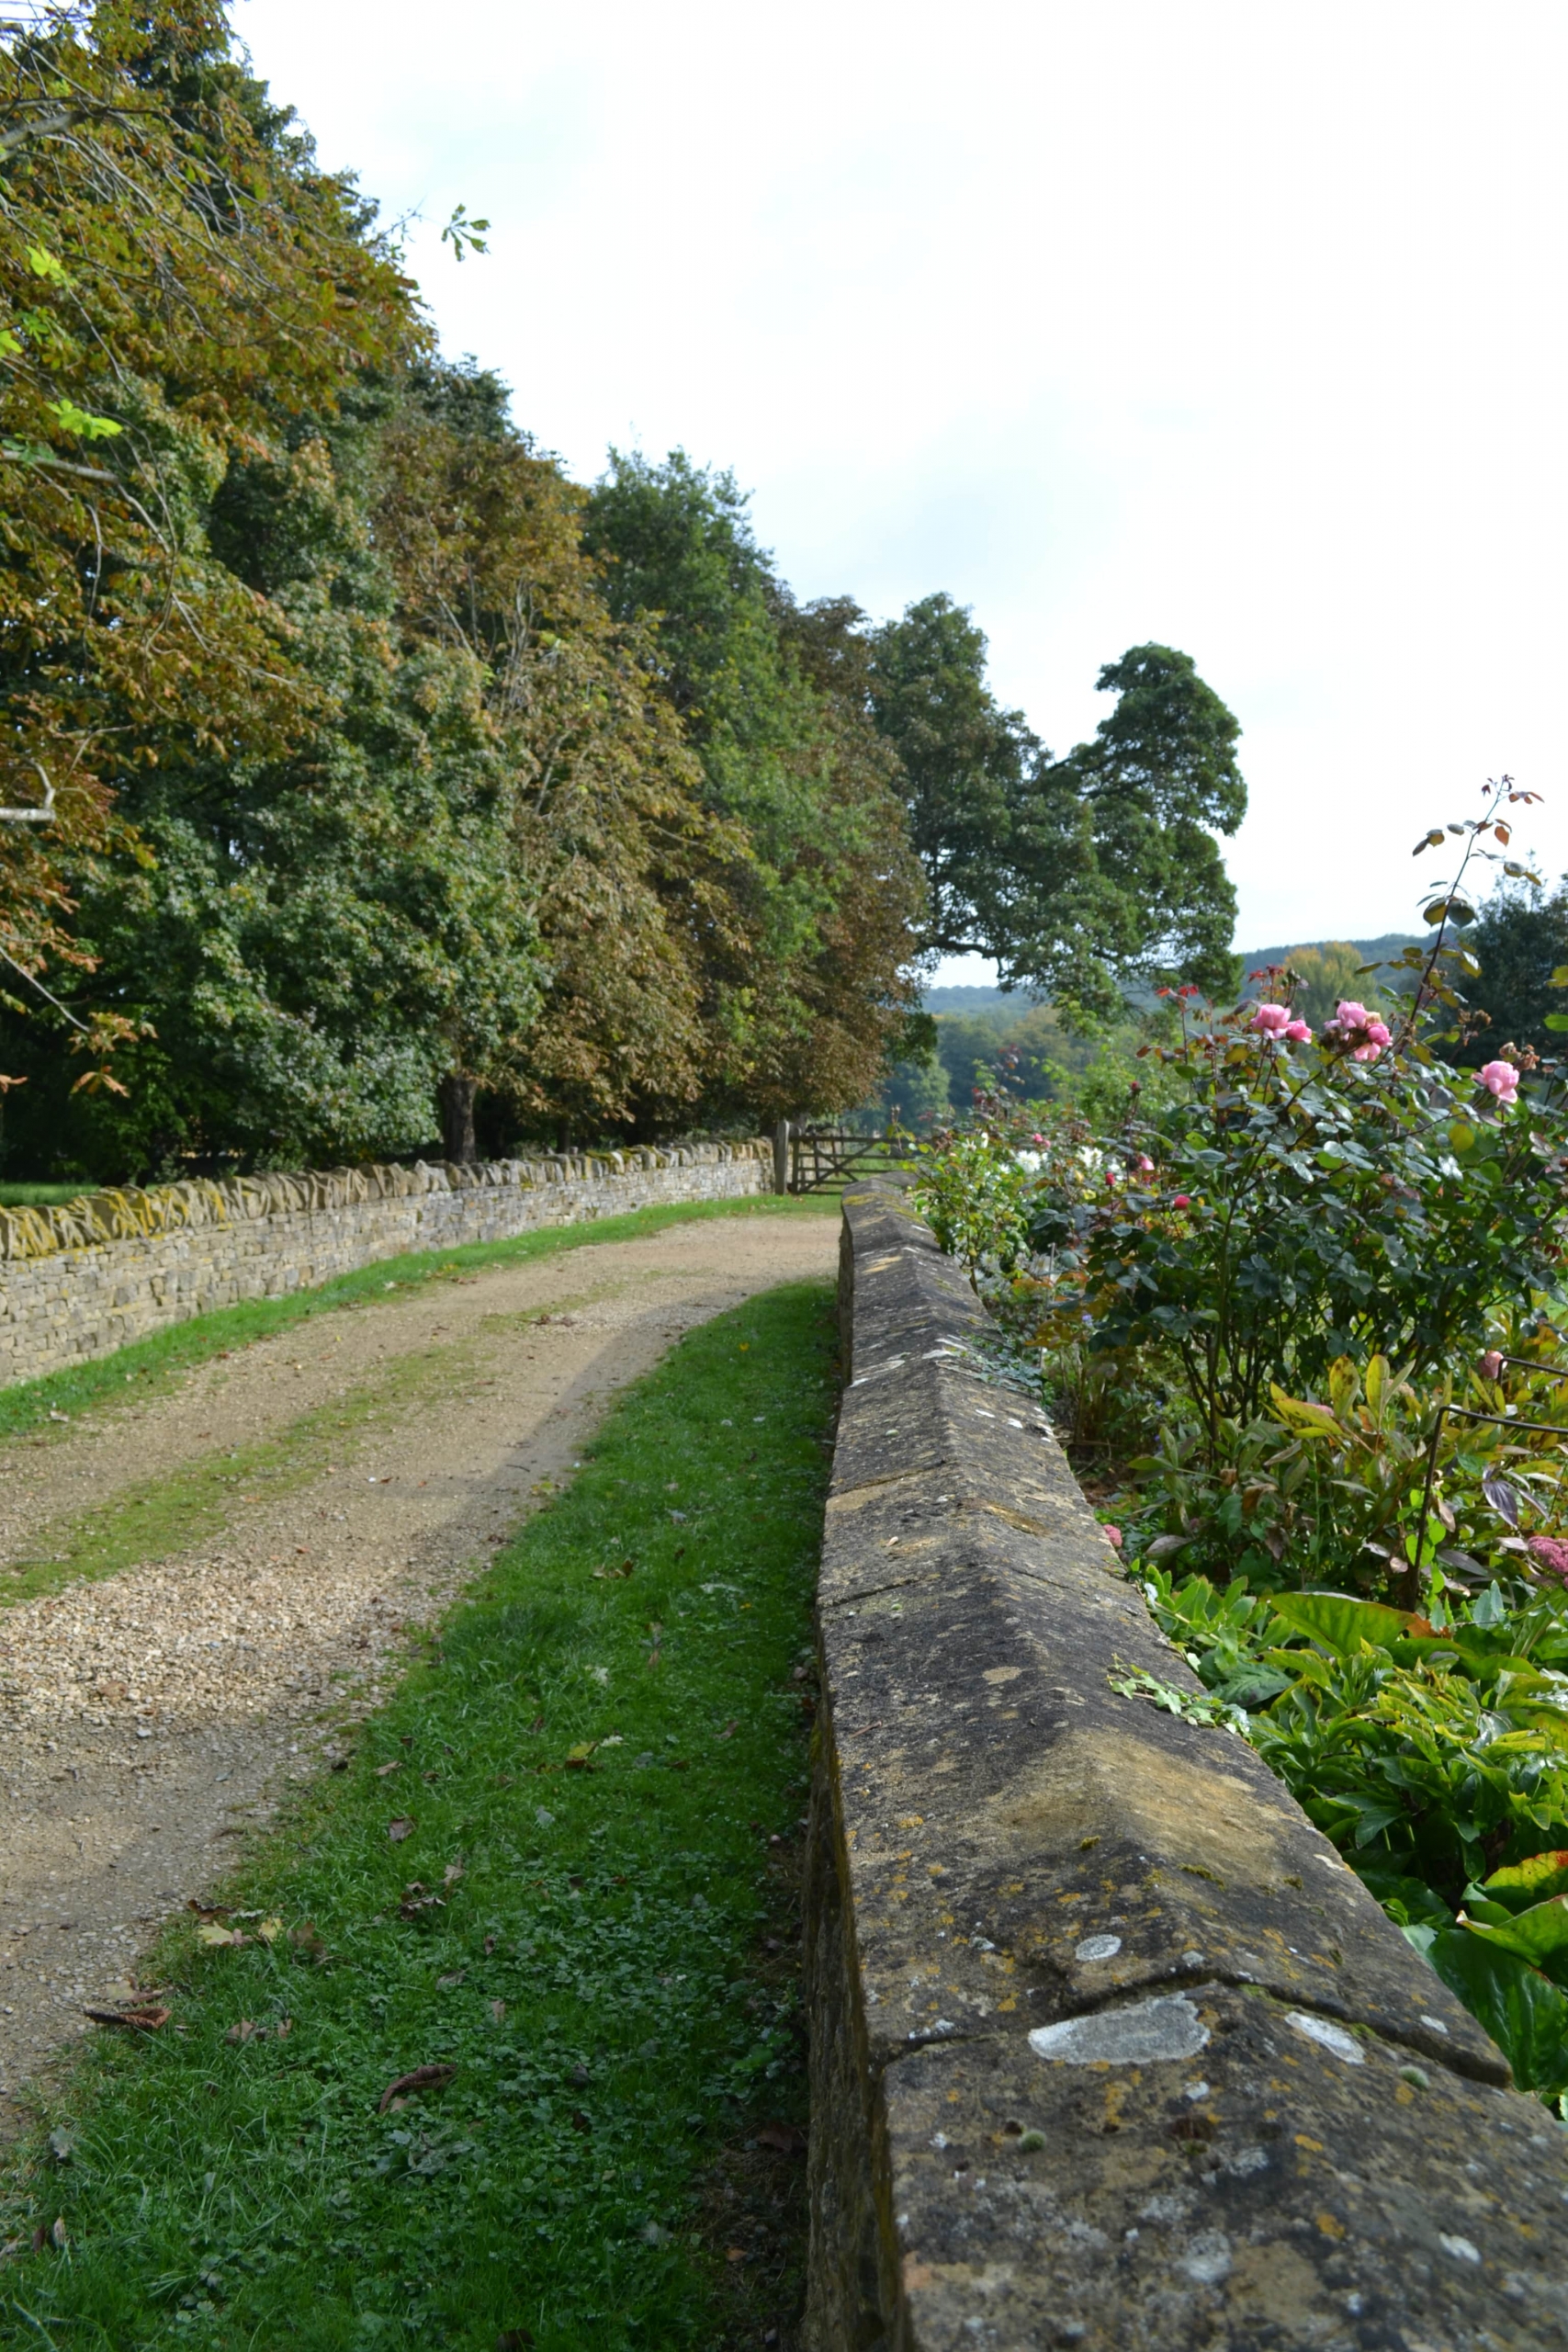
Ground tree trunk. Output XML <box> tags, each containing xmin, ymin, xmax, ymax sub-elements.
<box><xmin>439</xmin><ymin>1073</ymin><xmax>478</xmax><ymax>1165</ymax></box>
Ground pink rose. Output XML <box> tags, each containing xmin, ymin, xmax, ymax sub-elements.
<box><xmin>1284</xmin><ymin>1019</ymin><xmax>1313</xmax><ymax>1043</ymax></box>
<box><xmin>1350</xmin><ymin>1042</ymin><xmax>1383</xmax><ymax>1063</ymax></box>
<box><xmin>1135</xmin><ymin>1154</ymin><xmax>1155</xmax><ymax>1173</ymax></box>
<box><xmin>1171</xmin><ymin>1193</ymin><xmax>1191</xmax><ymax>1209</ymax></box>
<box><xmin>1366</xmin><ymin>1020</ymin><xmax>1391</xmax><ymax>1048</ymax></box>
<box><xmin>1480</xmin><ymin>1058</ymin><xmax>1519</xmax><ymax>1103</ymax></box>
<box><xmin>1335</xmin><ymin>1000</ymin><xmax>1371</xmax><ymax>1030</ymax></box>
<box><xmin>1249</xmin><ymin>1002</ymin><xmax>1291</xmax><ymax>1035</ymax></box>
<box><xmin>1031</xmin><ymin>1132</ymin><xmax>1044</xmax><ymax>1145</ymax></box>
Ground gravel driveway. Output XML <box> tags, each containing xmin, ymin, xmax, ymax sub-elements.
<box><xmin>0</xmin><ymin>1209</ymin><xmax>837</xmax><ymax>2122</ymax></box>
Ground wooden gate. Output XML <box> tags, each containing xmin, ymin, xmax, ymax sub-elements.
<box><xmin>789</xmin><ymin>1127</ymin><xmax>898</xmax><ymax>1194</ymax></box>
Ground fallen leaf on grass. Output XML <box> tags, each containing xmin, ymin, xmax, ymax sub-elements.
<box><xmin>592</xmin><ymin>1559</ymin><xmax>635</xmax><ymax>1580</ymax></box>
<box><xmin>726</xmin><ymin>2246</ymin><xmax>747</xmax><ymax>2264</ymax></box>
<box><xmin>483</xmin><ymin>1934</ymin><xmax>498</xmax><ymax>1956</ymax></box>
<box><xmin>375</xmin><ymin>1761</ymin><xmax>402</xmax><ymax>1778</ymax></box>
<box><xmin>443</xmin><ymin>1860</ymin><xmax>465</xmax><ymax>1887</ymax></box>
<box><xmin>716</xmin><ymin>1720</ymin><xmax>738</xmax><ymax>1740</ymax></box>
<box><xmin>435</xmin><ymin>1970</ymin><xmax>467</xmax><ymax>1990</ymax></box>
<box><xmin>378</xmin><ymin>2064</ymin><xmax>456</xmax><ymax>2114</ymax></box>
<box><xmin>399</xmin><ymin>1883</ymin><xmax>444</xmax><ymax>1920</ymax></box>
<box><xmin>564</xmin><ymin>1743</ymin><xmax>597</xmax><ymax>1770</ymax></box>
<box><xmin>186</xmin><ymin>1900</ymin><xmax>229</xmax><ymax>1923</ymax></box>
<box><xmin>84</xmin><ymin>2005</ymin><xmax>170</xmax><ymax>2031</ymax></box>
<box><xmin>254</xmin><ymin>1917</ymin><xmax>284</xmax><ymax>1944</ymax></box>
<box><xmin>490</xmin><ymin>1998</ymin><xmax>506</xmax><ymax>2022</ymax></box>
<box><xmin>225</xmin><ymin>2019</ymin><xmax>257</xmax><ymax>2044</ymax></box>
<box><xmin>756</xmin><ymin>2122</ymin><xmax>806</xmax><ymax>2154</ymax></box>
<box><xmin>276</xmin><ymin>2018</ymin><xmax>292</xmax><ymax>2039</ymax></box>
<box><xmin>289</xmin><ymin>1920</ymin><xmax>325</xmax><ymax>1958</ymax></box>
<box><xmin>387</xmin><ymin>1816</ymin><xmax>416</xmax><ymax>1842</ymax></box>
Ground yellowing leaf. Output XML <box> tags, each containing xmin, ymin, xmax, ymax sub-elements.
<box><xmin>1269</xmin><ymin>1385</ymin><xmax>1340</xmax><ymax>1437</ymax></box>
<box><xmin>255</xmin><ymin>1917</ymin><xmax>284</xmax><ymax>1944</ymax></box>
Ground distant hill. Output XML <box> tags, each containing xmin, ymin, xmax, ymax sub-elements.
<box><xmin>1238</xmin><ymin>933</ymin><xmax>1423</xmax><ymax>974</ymax></box>
<box><xmin>919</xmin><ymin>936</ymin><xmax>1424</xmax><ymax>1020</ymax></box>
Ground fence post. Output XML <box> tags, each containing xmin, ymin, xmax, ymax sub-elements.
<box><xmin>773</xmin><ymin>1117</ymin><xmax>791</xmax><ymax>1195</ymax></box>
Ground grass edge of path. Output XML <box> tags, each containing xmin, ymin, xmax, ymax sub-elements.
<box><xmin>0</xmin><ymin>1193</ymin><xmax>836</xmax><ymax>1446</ymax></box>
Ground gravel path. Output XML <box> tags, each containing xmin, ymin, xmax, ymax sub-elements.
<box><xmin>0</xmin><ymin>1211</ymin><xmax>836</xmax><ymax>2121</ymax></box>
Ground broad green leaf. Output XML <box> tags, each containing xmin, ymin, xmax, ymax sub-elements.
<box><xmin>1547</xmin><ymin>1013</ymin><xmax>1568</xmax><ymax>1034</ymax></box>
<box><xmin>1271</xmin><ymin>1591</ymin><xmax>1412</xmax><ymax>1657</ymax></box>
<box><xmin>1427</xmin><ymin>1927</ymin><xmax>1568</xmax><ymax>2094</ymax></box>
<box><xmin>1484</xmin><ymin>1850</ymin><xmax>1568</xmax><ymax>1910</ymax></box>
<box><xmin>1550</xmin><ymin>966</ymin><xmax>1568</xmax><ymax>989</ymax></box>
<box><xmin>1461</xmin><ymin>1895</ymin><xmax>1568</xmax><ymax>1970</ymax></box>
<box><xmin>43</xmin><ymin>396</ymin><xmax>122</xmax><ymax>441</ymax></box>
<box><xmin>1327</xmin><ymin>1357</ymin><xmax>1358</xmax><ymax>1417</ymax></box>
<box><xmin>1364</xmin><ymin>1355</ymin><xmax>1390</xmax><ymax>1418</ymax></box>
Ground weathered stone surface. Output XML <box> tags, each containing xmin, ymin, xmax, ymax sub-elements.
<box><xmin>886</xmin><ymin>1984</ymin><xmax>1568</xmax><ymax>2350</ymax></box>
<box><xmin>806</xmin><ymin>1178</ymin><xmax>1568</xmax><ymax>2351</ymax></box>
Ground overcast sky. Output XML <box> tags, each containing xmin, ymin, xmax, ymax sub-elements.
<box><xmin>235</xmin><ymin>0</ymin><xmax>1568</xmax><ymax>978</ymax></box>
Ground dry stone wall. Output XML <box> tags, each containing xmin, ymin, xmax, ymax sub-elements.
<box><xmin>807</xmin><ymin>1177</ymin><xmax>1568</xmax><ymax>2350</ymax></box>
<box><xmin>0</xmin><ymin>1143</ymin><xmax>771</xmax><ymax>1388</ymax></box>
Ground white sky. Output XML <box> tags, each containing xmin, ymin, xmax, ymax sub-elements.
<box><xmin>235</xmin><ymin>0</ymin><xmax>1568</xmax><ymax>978</ymax></box>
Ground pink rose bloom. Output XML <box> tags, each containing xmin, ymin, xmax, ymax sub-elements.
<box><xmin>1529</xmin><ymin>1534</ymin><xmax>1568</xmax><ymax>1586</ymax></box>
<box><xmin>1135</xmin><ymin>1154</ymin><xmax>1155</xmax><ymax>1173</ymax></box>
<box><xmin>1480</xmin><ymin>1059</ymin><xmax>1519</xmax><ymax>1103</ymax></box>
<box><xmin>1284</xmin><ymin>1019</ymin><xmax>1313</xmax><ymax>1043</ymax></box>
<box><xmin>1101</xmin><ymin>1524</ymin><xmax>1123</xmax><ymax>1550</ymax></box>
<box><xmin>1171</xmin><ymin>1193</ymin><xmax>1191</xmax><ymax>1209</ymax></box>
<box><xmin>1335</xmin><ymin>1000</ymin><xmax>1371</xmax><ymax>1030</ymax></box>
<box><xmin>1350</xmin><ymin>1042</ymin><xmax>1383</xmax><ymax>1063</ymax></box>
<box><xmin>1031</xmin><ymin>1132</ymin><xmax>1044</xmax><ymax>1145</ymax></box>
<box><xmin>1249</xmin><ymin>1002</ymin><xmax>1291</xmax><ymax>1035</ymax></box>
<box><xmin>1366</xmin><ymin>1020</ymin><xmax>1391</xmax><ymax>1048</ymax></box>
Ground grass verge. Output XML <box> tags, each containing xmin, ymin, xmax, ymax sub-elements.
<box><xmin>0</xmin><ymin>1277</ymin><xmax>836</xmax><ymax>2351</ymax></box>
<box><xmin>0</xmin><ymin>1193</ymin><xmax>834</xmax><ymax>1446</ymax></box>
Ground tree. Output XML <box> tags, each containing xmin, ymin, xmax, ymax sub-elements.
<box><xmin>1451</xmin><ymin>886</ymin><xmax>1568</xmax><ymax>1067</ymax></box>
<box><xmin>867</xmin><ymin>599</ymin><xmax>1246</xmax><ymax>1015</ymax></box>
<box><xmin>584</xmin><ymin>453</ymin><xmax>925</xmax><ymax>1125</ymax></box>
<box><xmin>375</xmin><ymin>376</ymin><xmax>750</xmax><ymax>1147</ymax></box>
<box><xmin>0</xmin><ymin>0</ymin><xmax>420</xmax><ymax>1086</ymax></box>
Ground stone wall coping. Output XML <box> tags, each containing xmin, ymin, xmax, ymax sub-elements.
<box><xmin>805</xmin><ymin>1177</ymin><xmax>1568</xmax><ymax>2350</ymax></box>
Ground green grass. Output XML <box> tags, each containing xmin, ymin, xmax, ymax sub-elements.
<box><xmin>0</xmin><ymin>1193</ymin><xmax>835</xmax><ymax>1446</ymax></box>
<box><xmin>0</xmin><ymin>1184</ymin><xmax>93</xmax><ymax>1210</ymax></box>
<box><xmin>0</xmin><ymin>1279</ymin><xmax>836</xmax><ymax>2350</ymax></box>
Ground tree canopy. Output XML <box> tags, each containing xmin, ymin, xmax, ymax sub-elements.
<box><xmin>0</xmin><ymin>4</ymin><xmax>1247</xmax><ymax>1182</ymax></box>
<box><xmin>865</xmin><ymin>597</ymin><xmax>1246</xmax><ymax>1013</ymax></box>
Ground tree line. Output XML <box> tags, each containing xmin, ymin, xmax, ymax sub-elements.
<box><xmin>0</xmin><ymin>3</ymin><xmax>1248</xmax><ymax>1182</ymax></box>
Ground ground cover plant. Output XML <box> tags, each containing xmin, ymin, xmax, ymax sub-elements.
<box><xmin>909</xmin><ymin>781</ymin><xmax>1568</xmax><ymax>2112</ymax></box>
<box><xmin>0</xmin><ymin>1277</ymin><xmax>836</xmax><ymax>2349</ymax></box>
